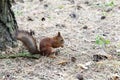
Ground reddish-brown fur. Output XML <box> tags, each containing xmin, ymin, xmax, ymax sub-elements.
<box><xmin>16</xmin><ymin>30</ymin><xmax>64</xmax><ymax>56</ymax></box>
<box><xmin>39</xmin><ymin>32</ymin><xmax>64</xmax><ymax>56</ymax></box>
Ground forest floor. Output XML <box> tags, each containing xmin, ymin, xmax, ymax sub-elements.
<box><xmin>0</xmin><ymin>0</ymin><xmax>120</xmax><ymax>80</ymax></box>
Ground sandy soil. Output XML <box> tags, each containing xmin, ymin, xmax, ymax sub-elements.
<box><xmin>0</xmin><ymin>0</ymin><xmax>120</xmax><ymax>80</ymax></box>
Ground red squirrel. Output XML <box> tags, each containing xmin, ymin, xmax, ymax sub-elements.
<box><xmin>15</xmin><ymin>30</ymin><xmax>64</xmax><ymax>56</ymax></box>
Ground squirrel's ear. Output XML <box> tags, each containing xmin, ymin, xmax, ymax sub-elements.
<box><xmin>57</xmin><ymin>32</ymin><xmax>61</xmax><ymax>36</ymax></box>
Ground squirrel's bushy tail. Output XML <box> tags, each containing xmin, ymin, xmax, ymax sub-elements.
<box><xmin>16</xmin><ymin>30</ymin><xmax>40</xmax><ymax>54</ymax></box>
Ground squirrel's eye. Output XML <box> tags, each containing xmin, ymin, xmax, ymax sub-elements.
<box><xmin>61</xmin><ymin>39</ymin><xmax>64</xmax><ymax>42</ymax></box>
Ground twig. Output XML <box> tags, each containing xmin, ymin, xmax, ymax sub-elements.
<box><xmin>0</xmin><ymin>53</ymin><xmax>40</xmax><ymax>59</ymax></box>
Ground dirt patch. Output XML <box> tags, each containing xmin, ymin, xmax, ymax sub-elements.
<box><xmin>0</xmin><ymin>0</ymin><xmax>120</xmax><ymax>80</ymax></box>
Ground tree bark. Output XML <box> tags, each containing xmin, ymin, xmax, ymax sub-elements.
<box><xmin>0</xmin><ymin>0</ymin><xmax>18</xmax><ymax>50</ymax></box>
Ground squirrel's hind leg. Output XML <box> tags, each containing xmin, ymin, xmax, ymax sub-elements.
<box><xmin>40</xmin><ymin>47</ymin><xmax>56</xmax><ymax>58</ymax></box>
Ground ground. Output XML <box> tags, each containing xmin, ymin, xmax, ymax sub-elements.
<box><xmin>0</xmin><ymin>0</ymin><xmax>120</xmax><ymax>80</ymax></box>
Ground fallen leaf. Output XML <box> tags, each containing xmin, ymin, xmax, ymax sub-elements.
<box><xmin>57</xmin><ymin>60</ymin><xmax>68</xmax><ymax>66</ymax></box>
<box><xmin>76</xmin><ymin>64</ymin><xmax>88</xmax><ymax>70</ymax></box>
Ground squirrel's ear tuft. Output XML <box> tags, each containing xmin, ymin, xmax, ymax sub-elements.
<box><xmin>58</xmin><ymin>32</ymin><xmax>61</xmax><ymax>36</ymax></box>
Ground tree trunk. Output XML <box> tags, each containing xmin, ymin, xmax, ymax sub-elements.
<box><xmin>0</xmin><ymin>0</ymin><xmax>18</xmax><ymax>50</ymax></box>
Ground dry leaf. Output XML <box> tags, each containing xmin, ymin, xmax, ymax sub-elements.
<box><xmin>76</xmin><ymin>64</ymin><xmax>88</xmax><ymax>70</ymax></box>
<box><xmin>57</xmin><ymin>60</ymin><xmax>68</xmax><ymax>66</ymax></box>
